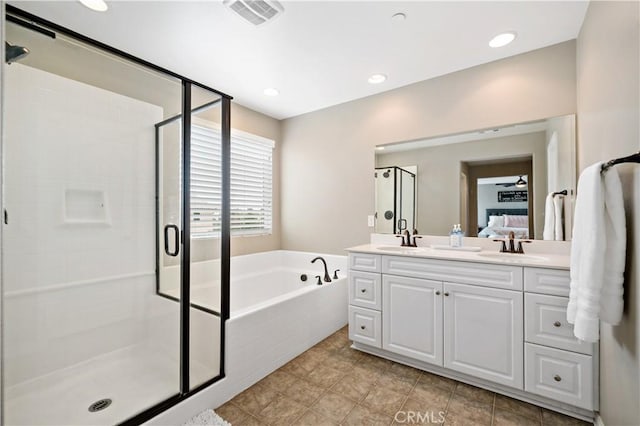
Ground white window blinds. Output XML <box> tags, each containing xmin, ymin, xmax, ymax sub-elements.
<box><xmin>190</xmin><ymin>123</ymin><xmax>274</xmax><ymax>237</ymax></box>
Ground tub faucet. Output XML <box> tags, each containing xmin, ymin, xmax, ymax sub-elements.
<box><xmin>311</xmin><ymin>256</ymin><xmax>332</xmax><ymax>283</ymax></box>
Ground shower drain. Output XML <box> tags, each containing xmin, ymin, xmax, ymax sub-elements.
<box><xmin>88</xmin><ymin>398</ymin><xmax>112</xmax><ymax>413</ymax></box>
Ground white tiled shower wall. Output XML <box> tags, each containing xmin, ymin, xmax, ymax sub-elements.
<box><xmin>3</xmin><ymin>63</ymin><xmax>169</xmax><ymax>386</ymax></box>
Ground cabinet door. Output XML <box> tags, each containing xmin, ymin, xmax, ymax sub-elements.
<box><xmin>382</xmin><ymin>275</ymin><xmax>443</xmax><ymax>365</ymax></box>
<box><xmin>444</xmin><ymin>282</ymin><xmax>523</xmax><ymax>389</ymax></box>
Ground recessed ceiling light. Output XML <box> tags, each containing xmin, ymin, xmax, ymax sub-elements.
<box><xmin>391</xmin><ymin>13</ymin><xmax>406</xmax><ymax>22</ymax></box>
<box><xmin>489</xmin><ymin>32</ymin><xmax>517</xmax><ymax>48</ymax></box>
<box><xmin>79</xmin><ymin>0</ymin><xmax>108</xmax><ymax>12</ymax></box>
<box><xmin>263</xmin><ymin>88</ymin><xmax>279</xmax><ymax>96</ymax></box>
<box><xmin>368</xmin><ymin>74</ymin><xmax>387</xmax><ymax>84</ymax></box>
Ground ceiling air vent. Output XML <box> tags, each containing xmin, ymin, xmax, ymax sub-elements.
<box><xmin>223</xmin><ymin>0</ymin><xmax>284</xmax><ymax>26</ymax></box>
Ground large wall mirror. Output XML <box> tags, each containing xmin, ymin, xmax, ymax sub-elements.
<box><xmin>374</xmin><ymin>114</ymin><xmax>576</xmax><ymax>241</ymax></box>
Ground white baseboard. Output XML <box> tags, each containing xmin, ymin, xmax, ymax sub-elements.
<box><xmin>594</xmin><ymin>413</ymin><xmax>605</xmax><ymax>426</ymax></box>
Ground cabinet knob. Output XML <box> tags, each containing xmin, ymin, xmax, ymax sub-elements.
<box><xmin>444</xmin><ymin>292</ymin><xmax>450</xmax><ymax>296</ymax></box>
<box><xmin>360</xmin><ymin>325</ymin><xmax>366</xmax><ymax>330</ymax></box>
<box><xmin>435</xmin><ymin>290</ymin><xmax>441</xmax><ymax>295</ymax></box>
<box><xmin>554</xmin><ymin>375</ymin><xmax>562</xmax><ymax>382</ymax></box>
<box><xmin>361</xmin><ymin>289</ymin><xmax>366</xmax><ymax>293</ymax></box>
<box><xmin>553</xmin><ymin>321</ymin><xmax>562</xmax><ymax>328</ymax></box>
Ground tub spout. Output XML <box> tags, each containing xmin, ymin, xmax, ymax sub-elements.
<box><xmin>311</xmin><ymin>256</ymin><xmax>332</xmax><ymax>283</ymax></box>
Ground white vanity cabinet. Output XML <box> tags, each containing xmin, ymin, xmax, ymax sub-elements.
<box><xmin>443</xmin><ymin>282</ymin><xmax>523</xmax><ymax>389</ymax></box>
<box><xmin>347</xmin><ymin>250</ymin><xmax>597</xmax><ymax>419</ymax></box>
<box><xmin>523</xmin><ymin>267</ymin><xmax>596</xmax><ymax>410</ymax></box>
<box><xmin>382</xmin><ymin>275</ymin><xmax>443</xmax><ymax>365</ymax></box>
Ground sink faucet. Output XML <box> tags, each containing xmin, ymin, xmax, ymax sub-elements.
<box><xmin>493</xmin><ymin>231</ymin><xmax>532</xmax><ymax>254</ymax></box>
<box><xmin>396</xmin><ymin>229</ymin><xmax>422</xmax><ymax>247</ymax></box>
<box><xmin>311</xmin><ymin>256</ymin><xmax>331</xmax><ymax>283</ymax></box>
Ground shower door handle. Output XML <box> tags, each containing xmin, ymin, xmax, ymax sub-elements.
<box><xmin>398</xmin><ymin>218</ymin><xmax>407</xmax><ymax>231</ymax></box>
<box><xmin>164</xmin><ymin>224</ymin><xmax>180</xmax><ymax>257</ymax></box>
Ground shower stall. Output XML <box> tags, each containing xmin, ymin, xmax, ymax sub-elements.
<box><xmin>1</xmin><ymin>7</ymin><xmax>231</xmax><ymax>425</ymax></box>
<box><xmin>374</xmin><ymin>166</ymin><xmax>416</xmax><ymax>234</ymax></box>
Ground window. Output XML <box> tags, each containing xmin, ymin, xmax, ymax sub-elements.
<box><xmin>190</xmin><ymin>121</ymin><xmax>274</xmax><ymax>237</ymax></box>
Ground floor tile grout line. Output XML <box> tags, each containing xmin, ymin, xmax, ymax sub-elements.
<box><xmin>490</xmin><ymin>393</ymin><xmax>496</xmax><ymax>426</ymax></box>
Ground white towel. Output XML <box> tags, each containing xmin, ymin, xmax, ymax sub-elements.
<box><xmin>567</xmin><ymin>162</ymin><xmax>626</xmax><ymax>342</ymax></box>
<box><xmin>543</xmin><ymin>193</ymin><xmax>555</xmax><ymax>240</ymax></box>
<box><xmin>600</xmin><ymin>168</ymin><xmax>626</xmax><ymax>324</ymax></box>
<box><xmin>553</xmin><ymin>195</ymin><xmax>564</xmax><ymax>241</ymax></box>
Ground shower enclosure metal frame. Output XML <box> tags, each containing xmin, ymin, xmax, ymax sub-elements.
<box><xmin>2</xmin><ymin>6</ymin><xmax>232</xmax><ymax>426</ymax></box>
<box><xmin>375</xmin><ymin>166</ymin><xmax>416</xmax><ymax>234</ymax></box>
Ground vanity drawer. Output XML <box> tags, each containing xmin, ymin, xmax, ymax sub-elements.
<box><xmin>525</xmin><ymin>294</ymin><xmax>593</xmax><ymax>355</ymax></box>
<box><xmin>525</xmin><ymin>268</ymin><xmax>570</xmax><ymax>297</ymax></box>
<box><xmin>349</xmin><ymin>253</ymin><xmax>382</xmax><ymax>273</ymax></box>
<box><xmin>525</xmin><ymin>343</ymin><xmax>593</xmax><ymax>410</ymax></box>
<box><xmin>382</xmin><ymin>255</ymin><xmax>523</xmax><ymax>290</ymax></box>
<box><xmin>349</xmin><ymin>306</ymin><xmax>382</xmax><ymax>348</ymax></box>
<box><xmin>349</xmin><ymin>271</ymin><xmax>382</xmax><ymax>310</ymax></box>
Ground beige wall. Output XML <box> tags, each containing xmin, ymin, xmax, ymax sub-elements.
<box><xmin>375</xmin><ymin>132</ymin><xmax>547</xmax><ymax>239</ymax></box>
<box><xmin>281</xmin><ymin>41</ymin><xmax>577</xmax><ymax>254</ymax></box>
<box><xmin>576</xmin><ymin>2</ymin><xmax>640</xmax><ymax>425</ymax></box>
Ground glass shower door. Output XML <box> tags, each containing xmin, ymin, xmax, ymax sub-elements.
<box><xmin>2</xmin><ymin>16</ymin><xmax>183</xmax><ymax>425</ymax></box>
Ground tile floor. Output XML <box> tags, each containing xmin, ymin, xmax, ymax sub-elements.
<box><xmin>216</xmin><ymin>326</ymin><xmax>591</xmax><ymax>425</ymax></box>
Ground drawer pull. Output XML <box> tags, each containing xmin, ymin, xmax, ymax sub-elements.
<box><xmin>444</xmin><ymin>292</ymin><xmax>450</xmax><ymax>296</ymax></box>
<box><xmin>361</xmin><ymin>289</ymin><xmax>366</xmax><ymax>293</ymax></box>
<box><xmin>435</xmin><ymin>291</ymin><xmax>441</xmax><ymax>295</ymax></box>
<box><xmin>553</xmin><ymin>321</ymin><xmax>562</xmax><ymax>327</ymax></box>
<box><xmin>554</xmin><ymin>375</ymin><xmax>562</xmax><ymax>382</ymax></box>
<box><xmin>360</xmin><ymin>325</ymin><xmax>365</xmax><ymax>330</ymax></box>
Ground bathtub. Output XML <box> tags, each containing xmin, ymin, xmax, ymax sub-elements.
<box><xmin>147</xmin><ymin>250</ymin><xmax>348</xmax><ymax>425</ymax></box>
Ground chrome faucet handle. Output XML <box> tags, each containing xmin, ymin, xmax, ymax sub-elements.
<box><xmin>516</xmin><ymin>240</ymin><xmax>532</xmax><ymax>254</ymax></box>
<box><xmin>492</xmin><ymin>239</ymin><xmax>508</xmax><ymax>253</ymax></box>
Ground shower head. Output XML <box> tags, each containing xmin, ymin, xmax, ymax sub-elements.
<box><xmin>5</xmin><ymin>42</ymin><xmax>30</xmax><ymax>64</ymax></box>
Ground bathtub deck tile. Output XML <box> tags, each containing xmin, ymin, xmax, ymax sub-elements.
<box><xmin>311</xmin><ymin>391</ymin><xmax>357</xmax><ymax>423</ymax></box>
<box><xmin>259</xmin><ymin>394</ymin><xmax>307</xmax><ymax>425</ymax></box>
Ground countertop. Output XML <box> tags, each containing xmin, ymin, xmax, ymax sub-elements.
<box><xmin>346</xmin><ymin>243</ymin><xmax>570</xmax><ymax>270</ymax></box>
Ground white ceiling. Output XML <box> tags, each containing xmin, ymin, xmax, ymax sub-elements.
<box><xmin>9</xmin><ymin>1</ymin><xmax>589</xmax><ymax>120</ymax></box>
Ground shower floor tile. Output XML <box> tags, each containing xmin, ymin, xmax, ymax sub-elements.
<box><xmin>216</xmin><ymin>326</ymin><xmax>591</xmax><ymax>426</ymax></box>
<box><xmin>5</xmin><ymin>343</ymin><xmax>211</xmax><ymax>426</ymax></box>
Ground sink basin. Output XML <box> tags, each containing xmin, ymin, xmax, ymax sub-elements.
<box><xmin>476</xmin><ymin>252</ymin><xmax>549</xmax><ymax>263</ymax></box>
<box><xmin>376</xmin><ymin>246</ymin><xmax>423</xmax><ymax>252</ymax></box>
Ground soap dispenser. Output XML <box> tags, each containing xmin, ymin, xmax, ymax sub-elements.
<box><xmin>456</xmin><ymin>224</ymin><xmax>464</xmax><ymax>247</ymax></box>
<box><xmin>449</xmin><ymin>225</ymin><xmax>459</xmax><ymax>247</ymax></box>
